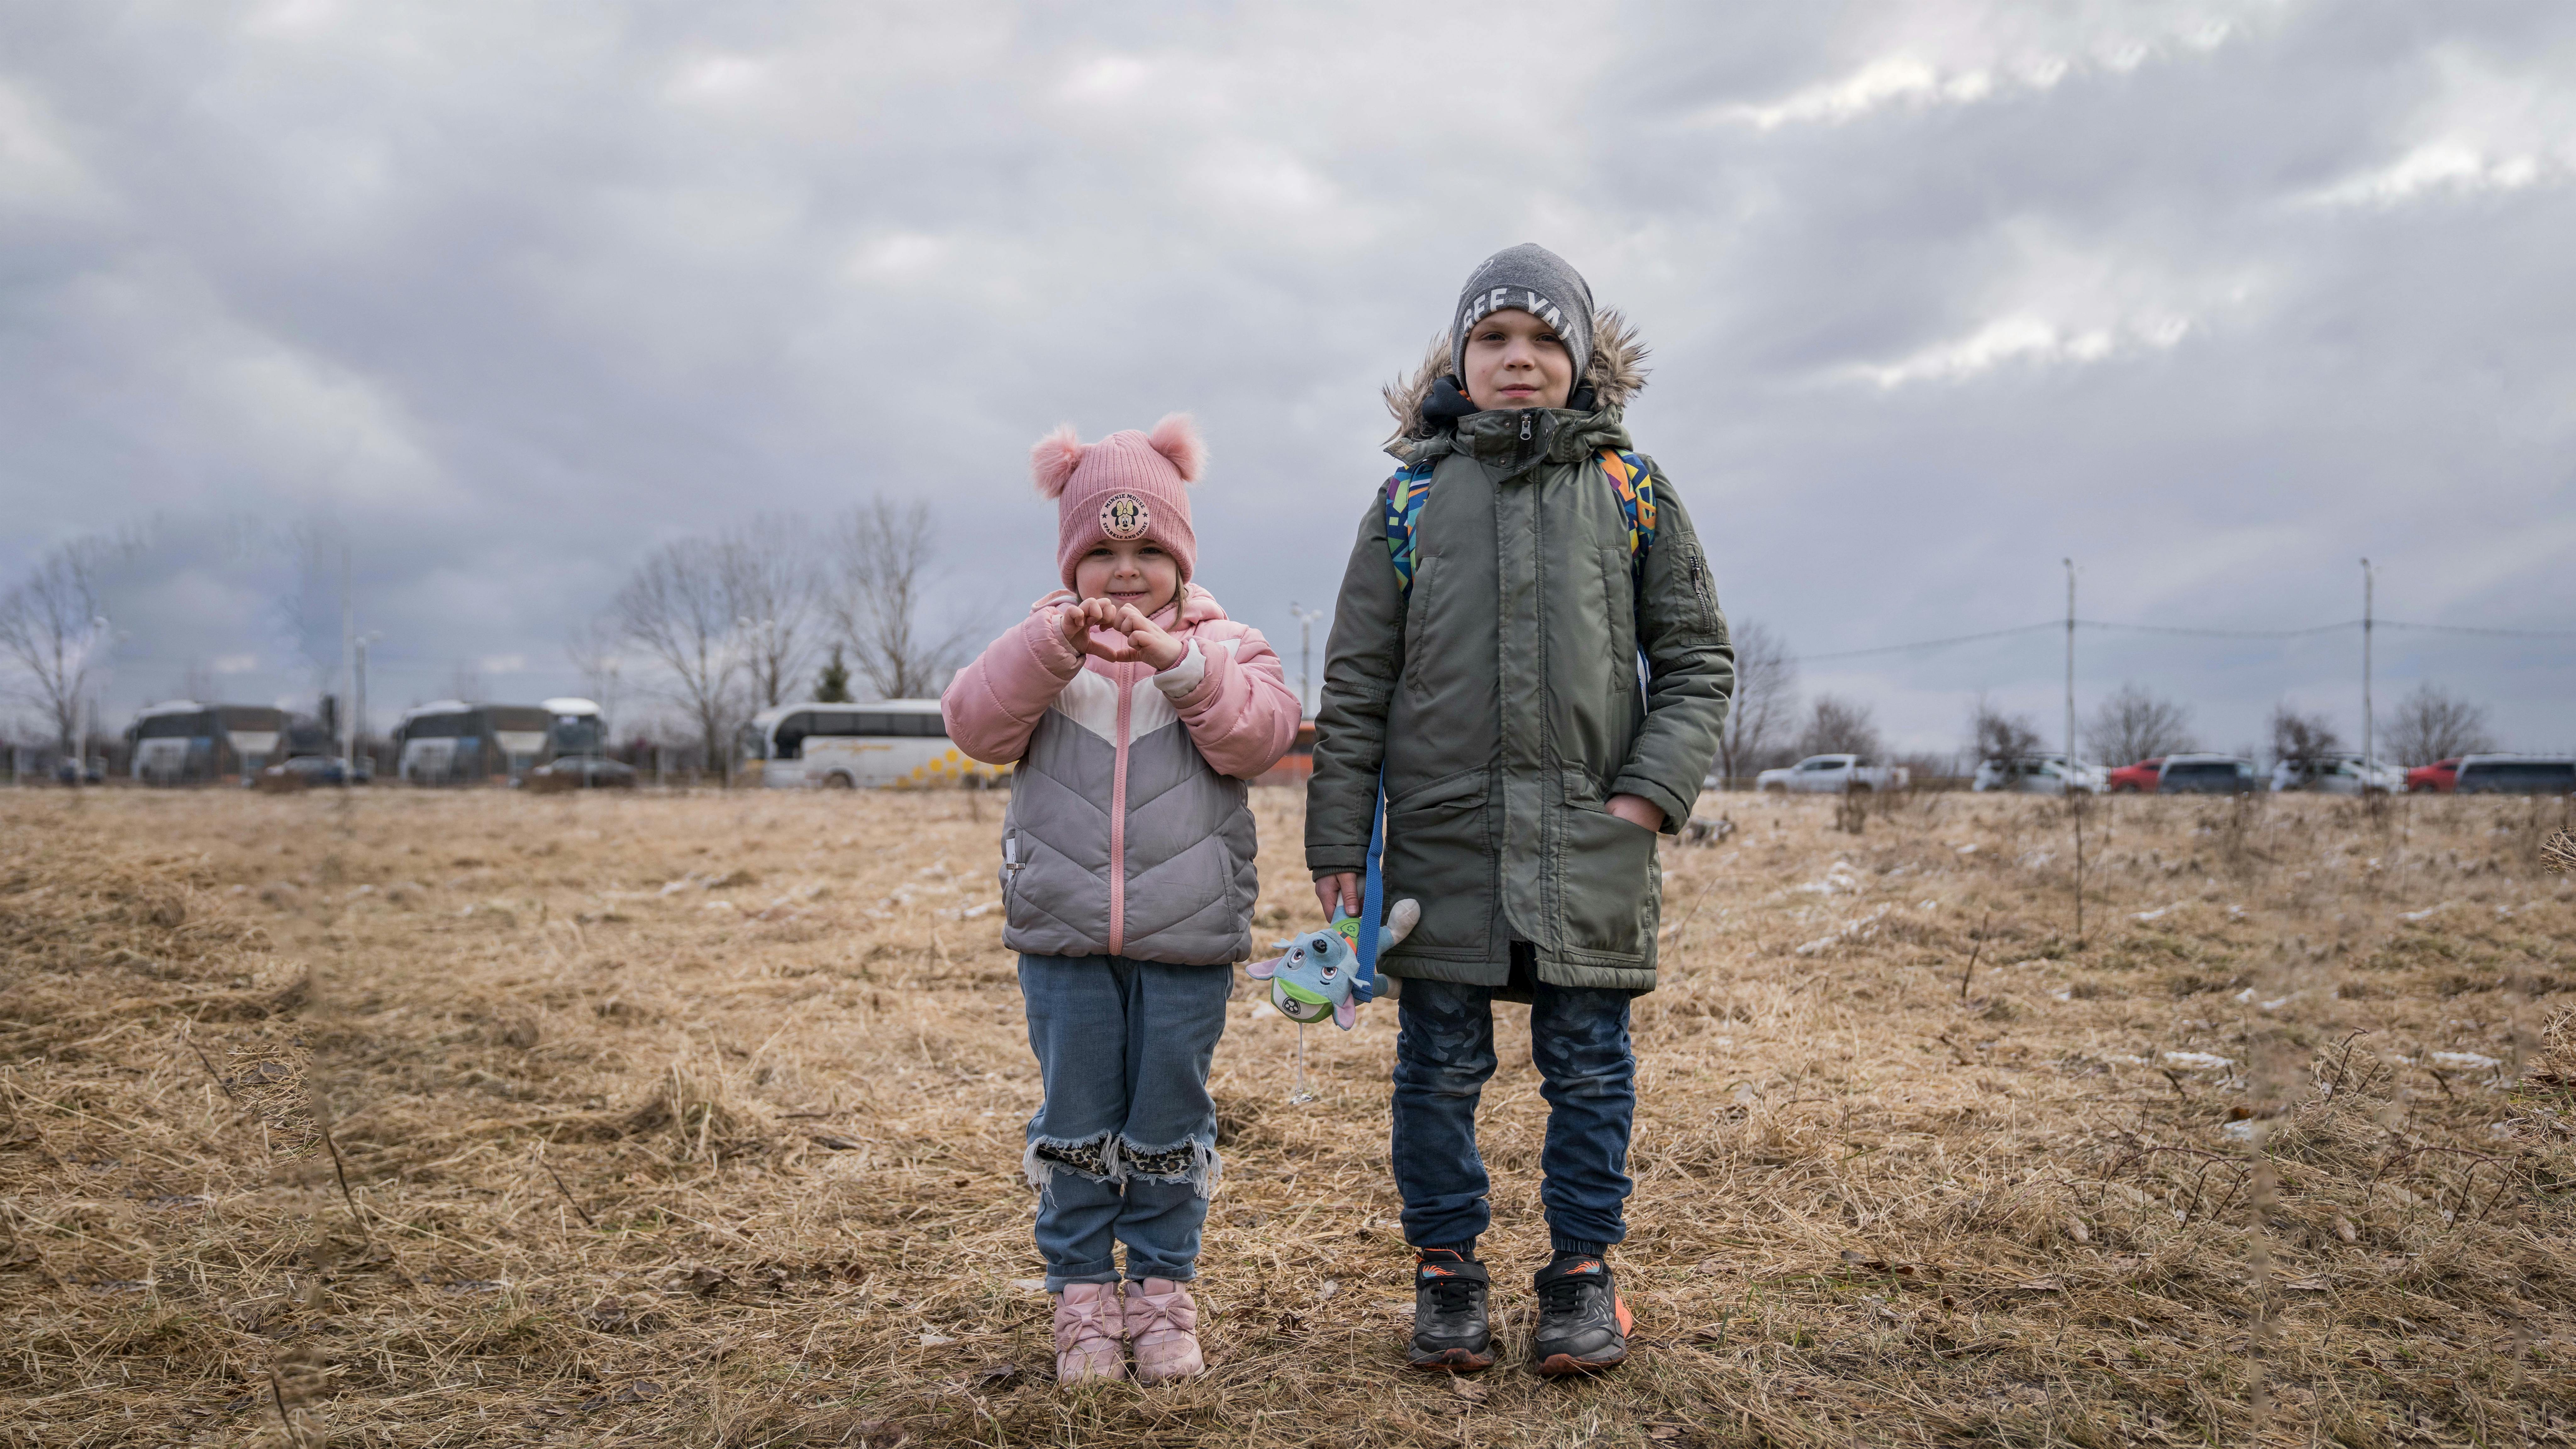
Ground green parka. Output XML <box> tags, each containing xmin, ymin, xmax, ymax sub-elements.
<box><xmin>1306</xmin><ymin>316</ymin><xmax>1735</xmax><ymax>995</ymax></box>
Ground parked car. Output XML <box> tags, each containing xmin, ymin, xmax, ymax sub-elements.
<box><xmin>54</xmin><ymin>756</ymin><xmax>106</xmax><ymax>785</ymax></box>
<box><xmin>2106</xmin><ymin>758</ymin><xmax>2165</xmax><ymax>793</ymax></box>
<box><xmin>254</xmin><ymin>755</ymin><xmax>368</xmax><ymax>790</ymax></box>
<box><xmin>2270</xmin><ymin>753</ymin><xmax>2403</xmax><ymax>795</ymax></box>
<box><xmin>520</xmin><ymin>756</ymin><xmax>638</xmax><ymax>792</ymax></box>
<box><xmin>2406</xmin><ymin>758</ymin><xmax>2462</xmax><ymax>793</ymax></box>
<box><xmin>2453</xmin><ymin>755</ymin><xmax>2576</xmax><ymax>795</ymax></box>
<box><xmin>1971</xmin><ymin>754</ymin><xmax>2105</xmax><ymax>795</ymax></box>
<box><xmin>2153</xmin><ymin>754</ymin><xmax>2257</xmax><ymax>794</ymax></box>
<box><xmin>1756</xmin><ymin>754</ymin><xmax>1911</xmax><ymax>794</ymax></box>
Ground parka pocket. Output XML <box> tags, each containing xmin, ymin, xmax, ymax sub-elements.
<box><xmin>1382</xmin><ymin>768</ymin><xmax>1492</xmax><ymax>956</ymax></box>
<box><xmin>1557</xmin><ymin>802</ymin><xmax>1658</xmax><ymax>958</ymax></box>
<box><xmin>1001</xmin><ymin>830</ymin><xmax>1023</xmax><ymax>914</ymax></box>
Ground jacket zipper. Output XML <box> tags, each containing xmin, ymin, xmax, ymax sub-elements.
<box><xmin>1689</xmin><ymin>551</ymin><xmax>1718</xmax><ymax>632</ymax></box>
<box><xmin>1105</xmin><ymin>660</ymin><xmax>1135</xmax><ymax>956</ymax></box>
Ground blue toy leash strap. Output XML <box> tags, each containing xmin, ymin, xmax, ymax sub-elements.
<box><xmin>1356</xmin><ymin>767</ymin><xmax>1386</xmax><ymax>1002</ymax></box>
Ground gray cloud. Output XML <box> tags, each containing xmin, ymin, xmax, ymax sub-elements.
<box><xmin>3</xmin><ymin>1</ymin><xmax>2569</xmax><ymax>756</ymax></box>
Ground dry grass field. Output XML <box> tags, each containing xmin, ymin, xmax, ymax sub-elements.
<box><xmin>4</xmin><ymin>785</ymin><xmax>2574</xmax><ymax>1448</ymax></box>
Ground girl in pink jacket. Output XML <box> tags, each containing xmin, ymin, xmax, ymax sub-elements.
<box><xmin>941</xmin><ymin>414</ymin><xmax>1299</xmax><ymax>1388</ymax></box>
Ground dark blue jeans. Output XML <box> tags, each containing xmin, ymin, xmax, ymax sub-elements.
<box><xmin>1390</xmin><ymin>958</ymin><xmax>1636</xmax><ymax>1255</ymax></box>
<box><xmin>1019</xmin><ymin>953</ymin><xmax>1231</xmax><ymax>1289</ymax></box>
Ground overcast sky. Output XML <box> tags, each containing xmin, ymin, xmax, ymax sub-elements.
<box><xmin>3</xmin><ymin>0</ymin><xmax>2570</xmax><ymax>758</ymax></box>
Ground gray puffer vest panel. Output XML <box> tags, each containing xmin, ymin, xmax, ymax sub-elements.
<box><xmin>1002</xmin><ymin>685</ymin><xmax>1259</xmax><ymax>966</ymax></box>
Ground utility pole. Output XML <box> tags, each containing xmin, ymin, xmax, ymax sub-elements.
<box><xmin>2065</xmin><ymin>558</ymin><xmax>2083</xmax><ymax>948</ymax></box>
<box><xmin>1288</xmin><ymin>603</ymin><xmax>1325</xmax><ymax>718</ymax></box>
<box><xmin>2361</xmin><ymin>558</ymin><xmax>2376</xmax><ymax>780</ymax></box>
<box><xmin>355</xmin><ymin>632</ymin><xmax>381</xmax><ymax>779</ymax></box>
<box><xmin>340</xmin><ymin>543</ymin><xmax>356</xmax><ymax>775</ymax></box>
<box><xmin>2062</xmin><ymin>559</ymin><xmax>2077</xmax><ymax>765</ymax></box>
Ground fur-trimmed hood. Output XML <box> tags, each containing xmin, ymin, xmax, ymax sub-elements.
<box><xmin>1381</xmin><ymin>308</ymin><xmax>1649</xmax><ymax>446</ymax></box>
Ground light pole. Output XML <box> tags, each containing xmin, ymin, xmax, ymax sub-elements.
<box><xmin>1288</xmin><ymin>603</ymin><xmax>1325</xmax><ymax>719</ymax></box>
<box><xmin>2062</xmin><ymin>559</ymin><xmax>2077</xmax><ymax>767</ymax></box>
<box><xmin>340</xmin><ymin>544</ymin><xmax>356</xmax><ymax>776</ymax></box>
<box><xmin>2361</xmin><ymin>558</ymin><xmax>2375</xmax><ymax>781</ymax></box>
<box><xmin>355</xmin><ymin>632</ymin><xmax>382</xmax><ymax>779</ymax></box>
<box><xmin>68</xmin><ymin>614</ymin><xmax>111</xmax><ymax>785</ymax></box>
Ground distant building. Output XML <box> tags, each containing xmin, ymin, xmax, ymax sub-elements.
<box><xmin>1255</xmin><ymin>719</ymin><xmax>1316</xmax><ymax>787</ymax></box>
<box><xmin>125</xmin><ymin>702</ymin><xmax>290</xmax><ymax>784</ymax></box>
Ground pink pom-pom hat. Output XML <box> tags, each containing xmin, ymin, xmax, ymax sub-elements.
<box><xmin>1031</xmin><ymin>413</ymin><xmax>1205</xmax><ymax>590</ymax></box>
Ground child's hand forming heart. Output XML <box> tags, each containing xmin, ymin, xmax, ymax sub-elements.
<box><xmin>1058</xmin><ymin>600</ymin><xmax>1185</xmax><ymax>670</ymax></box>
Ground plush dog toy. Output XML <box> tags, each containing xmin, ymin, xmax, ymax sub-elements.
<box><xmin>1247</xmin><ymin>900</ymin><xmax>1420</xmax><ymax>1030</ymax></box>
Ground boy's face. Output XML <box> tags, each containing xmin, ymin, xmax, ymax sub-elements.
<box><xmin>1073</xmin><ymin>540</ymin><xmax>1179</xmax><ymax>616</ymax></box>
<box><xmin>1460</xmin><ymin>307</ymin><xmax>1574</xmax><ymax>411</ymax></box>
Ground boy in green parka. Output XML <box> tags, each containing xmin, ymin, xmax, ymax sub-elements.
<box><xmin>1307</xmin><ymin>244</ymin><xmax>1734</xmax><ymax>1375</ymax></box>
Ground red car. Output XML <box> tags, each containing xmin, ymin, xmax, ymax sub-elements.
<box><xmin>2106</xmin><ymin>758</ymin><xmax>2164</xmax><ymax>793</ymax></box>
<box><xmin>2406</xmin><ymin>758</ymin><xmax>2462</xmax><ymax>793</ymax></box>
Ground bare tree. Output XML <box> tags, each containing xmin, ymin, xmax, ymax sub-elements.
<box><xmin>1968</xmin><ymin>693</ymin><xmax>2046</xmax><ymax>762</ymax></box>
<box><xmin>2268</xmin><ymin>702</ymin><xmax>2343</xmax><ymax>764</ymax></box>
<box><xmin>1796</xmin><ymin>694</ymin><xmax>1884</xmax><ymax>760</ymax></box>
<box><xmin>2084</xmin><ymin>681</ymin><xmax>2197</xmax><ymax>765</ymax></box>
<box><xmin>826</xmin><ymin>498</ymin><xmax>971</xmax><ymax>699</ymax></box>
<box><xmin>613</xmin><ymin>537</ymin><xmax>748</xmax><ymax>770</ymax></box>
<box><xmin>718</xmin><ymin>515</ymin><xmax>821</xmax><ymax>711</ymax></box>
<box><xmin>0</xmin><ymin>540</ymin><xmax>114</xmax><ymax>756</ymax></box>
<box><xmin>2379</xmin><ymin>682</ymin><xmax>2496</xmax><ymax>764</ymax></box>
<box><xmin>1714</xmin><ymin>619</ymin><xmax>1796</xmax><ymax>786</ymax></box>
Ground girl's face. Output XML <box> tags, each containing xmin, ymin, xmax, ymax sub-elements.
<box><xmin>1073</xmin><ymin>539</ymin><xmax>1179</xmax><ymax>615</ymax></box>
<box><xmin>1461</xmin><ymin>307</ymin><xmax>1574</xmax><ymax>411</ymax></box>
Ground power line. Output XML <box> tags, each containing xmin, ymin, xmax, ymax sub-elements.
<box><xmin>2078</xmin><ymin>619</ymin><xmax>2358</xmax><ymax>640</ymax></box>
<box><xmin>1787</xmin><ymin>613</ymin><xmax>2571</xmax><ymax>663</ymax></box>
<box><xmin>2376</xmin><ymin>619</ymin><xmax>2576</xmax><ymax>639</ymax></box>
<box><xmin>1787</xmin><ymin>621</ymin><xmax>2057</xmax><ymax>663</ymax></box>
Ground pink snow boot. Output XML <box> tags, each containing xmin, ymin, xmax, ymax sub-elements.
<box><xmin>1052</xmin><ymin>1283</ymin><xmax>1126</xmax><ymax>1386</ymax></box>
<box><xmin>1123</xmin><ymin>1278</ymin><xmax>1204</xmax><ymax>1384</ymax></box>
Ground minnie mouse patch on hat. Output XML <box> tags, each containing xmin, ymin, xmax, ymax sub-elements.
<box><xmin>1098</xmin><ymin>492</ymin><xmax>1150</xmax><ymax>541</ymax></box>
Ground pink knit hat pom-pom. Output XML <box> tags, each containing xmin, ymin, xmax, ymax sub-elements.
<box><xmin>1146</xmin><ymin>413</ymin><xmax>1205</xmax><ymax>483</ymax></box>
<box><xmin>1030</xmin><ymin>424</ymin><xmax>1085</xmax><ymax>499</ymax></box>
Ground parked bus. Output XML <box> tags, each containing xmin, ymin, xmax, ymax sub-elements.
<box><xmin>738</xmin><ymin>700</ymin><xmax>1006</xmax><ymax>789</ymax></box>
<box><xmin>125</xmin><ymin>702</ymin><xmax>290</xmax><ymax>784</ymax></box>
<box><xmin>395</xmin><ymin>697</ymin><xmax>601</xmax><ymax>785</ymax></box>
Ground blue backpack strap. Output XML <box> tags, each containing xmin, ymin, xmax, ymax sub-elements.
<box><xmin>1380</xmin><ymin>459</ymin><xmax>1437</xmax><ymax>600</ymax></box>
<box><xmin>1355</xmin><ymin>767</ymin><xmax>1386</xmax><ymax>1002</ymax></box>
<box><xmin>1595</xmin><ymin>447</ymin><xmax>1656</xmax><ymax>580</ymax></box>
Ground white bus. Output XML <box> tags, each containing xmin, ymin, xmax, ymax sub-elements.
<box><xmin>125</xmin><ymin>702</ymin><xmax>289</xmax><ymax>784</ymax></box>
<box><xmin>738</xmin><ymin>700</ymin><xmax>1007</xmax><ymax>790</ymax></box>
<box><xmin>396</xmin><ymin>697</ymin><xmax>602</xmax><ymax>785</ymax></box>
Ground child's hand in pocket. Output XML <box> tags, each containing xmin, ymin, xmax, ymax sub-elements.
<box><xmin>1605</xmin><ymin>794</ymin><xmax>1664</xmax><ymax>832</ymax></box>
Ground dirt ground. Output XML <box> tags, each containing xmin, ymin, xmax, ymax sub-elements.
<box><xmin>3</xmin><ymin>785</ymin><xmax>2573</xmax><ymax>1447</ymax></box>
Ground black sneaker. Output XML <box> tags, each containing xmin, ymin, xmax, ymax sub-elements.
<box><xmin>1407</xmin><ymin>1249</ymin><xmax>1494</xmax><ymax>1371</ymax></box>
<box><xmin>1531</xmin><ymin>1255</ymin><xmax>1630</xmax><ymax>1375</ymax></box>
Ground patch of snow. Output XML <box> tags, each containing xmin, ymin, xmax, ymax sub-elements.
<box><xmin>2162</xmin><ymin>1051</ymin><xmax>2233</xmax><ymax>1071</ymax></box>
<box><xmin>2431</xmin><ymin>1051</ymin><xmax>2500</xmax><ymax>1072</ymax></box>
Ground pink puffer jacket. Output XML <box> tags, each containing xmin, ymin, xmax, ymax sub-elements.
<box><xmin>942</xmin><ymin>584</ymin><xmax>1300</xmax><ymax>964</ymax></box>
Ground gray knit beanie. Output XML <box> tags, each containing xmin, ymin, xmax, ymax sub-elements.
<box><xmin>1450</xmin><ymin>243</ymin><xmax>1596</xmax><ymax>389</ymax></box>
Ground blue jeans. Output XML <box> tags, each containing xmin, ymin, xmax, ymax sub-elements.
<box><xmin>1019</xmin><ymin>953</ymin><xmax>1231</xmax><ymax>1289</ymax></box>
<box><xmin>1390</xmin><ymin>958</ymin><xmax>1636</xmax><ymax>1255</ymax></box>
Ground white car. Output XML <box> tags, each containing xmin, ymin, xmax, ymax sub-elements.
<box><xmin>2270</xmin><ymin>753</ymin><xmax>2404</xmax><ymax>795</ymax></box>
<box><xmin>1755</xmin><ymin>754</ymin><xmax>1911</xmax><ymax>795</ymax></box>
<box><xmin>1972</xmin><ymin>754</ymin><xmax>2106</xmax><ymax>795</ymax></box>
